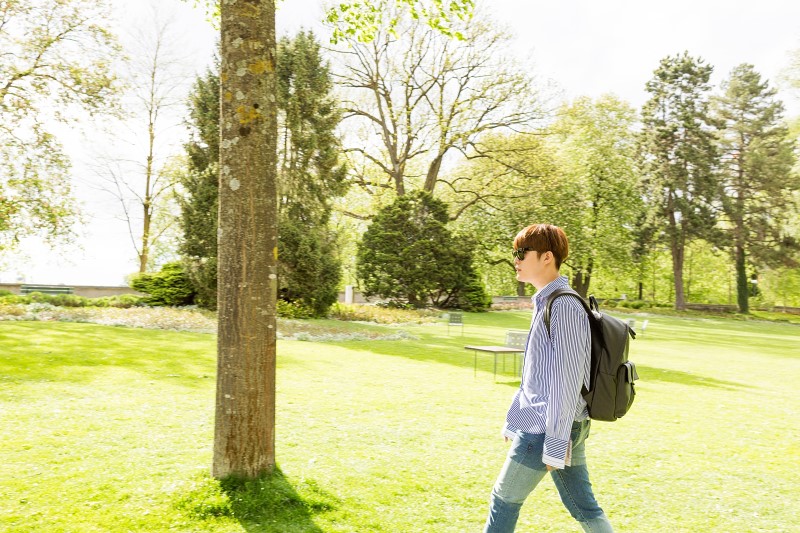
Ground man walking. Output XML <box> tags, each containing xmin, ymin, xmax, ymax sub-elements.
<box><xmin>483</xmin><ymin>223</ymin><xmax>613</xmax><ymax>532</ymax></box>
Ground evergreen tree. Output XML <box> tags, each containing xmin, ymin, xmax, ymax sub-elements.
<box><xmin>356</xmin><ymin>191</ymin><xmax>490</xmax><ymax>310</ymax></box>
<box><xmin>276</xmin><ymin>31</ymin><xmax>348</xmax><ymax>316</ymax></box>
<box><xmin>712</xmin><ymin>64</ymin><xmax>799</xmax><ymax>313</ymax></box>
<box><xmin>179</xmin><ymin>67</ymin><xmax>219</xmax><ymax>308</ymax></box>
<box><xmin>179</xmin><ymin>31</ymin><xmax>347</xmax><ymax>315</ymax></box>
<box><xmin>639</xmin><ymin>52</ymin><xmax>719</xmax><ymax>310</ymax></box>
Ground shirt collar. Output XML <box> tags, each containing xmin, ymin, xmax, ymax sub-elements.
<box><xmin>531</xmin><ymin>275</ymin><xmax>570</xmax><ymax>307</ymax></box>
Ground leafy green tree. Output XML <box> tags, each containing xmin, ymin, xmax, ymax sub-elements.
<box><xmin>712</xmin><ymin>64</ymin><xmax>798</xmax><ymax>313</ymax></box>
<box><xmin>549</xmin><ymin>95</ymin><xmax>642</xmax><ymax>298</ymax></box>
<box><xmin>639</xmin><ymin>52</ymin><xmax>719</xmax><ymax>310</ymax></box>
<box><xmin>325</xmin><ymin>0</ymin><xmax>474</xmax><ymax>44</ymax></box>
<box><xmin>0</xmin><ymin>0</ymin><xmax>119</xmax><ymax>251</ymax></box>
<box><xmin>357</xmin><ymin>191</ymin><xmax>489</xmax><ymax>309</ymax></box>
<box><xmin>449</xmin><ymin>132</ymin><xmax>560</xmax><ymax>296</ymax></box>
<box><xmin>180</xmin><ymin>32</ymin><xmax>347</xmax><ymax>315</ymax></box>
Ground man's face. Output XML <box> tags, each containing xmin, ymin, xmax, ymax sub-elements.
<box><xmin>514</xmin><ymin>248</ymin><xmax>552</xmax><ymax>285</ymax></box>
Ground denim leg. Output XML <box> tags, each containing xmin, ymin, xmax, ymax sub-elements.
<box><xmin>550</xmin><ymin>421</ymin><xmax>613</xmax><ymax>532</ymax></box>
<box><xmin>484</xmin><ymin>433</ymin><xmax>548</xmax><ymax>533</ymax></box>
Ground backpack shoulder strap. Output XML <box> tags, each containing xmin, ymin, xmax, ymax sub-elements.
<box><xmin>543</xmin><ymin>288</ymin><xmax>591</xmax><ymax>333</ymax></box>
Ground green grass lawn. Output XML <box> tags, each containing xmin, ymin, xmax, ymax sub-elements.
<box><xmin>1</xmin><ymin>312</ymin><xmax>799</xmax><ymax>532</ymax></box>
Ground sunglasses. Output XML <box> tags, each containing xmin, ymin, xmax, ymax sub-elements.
<box><xmin>512</xmin><ymin>247</ymin><xmax>536</xmax><ymax>261</ymax></box>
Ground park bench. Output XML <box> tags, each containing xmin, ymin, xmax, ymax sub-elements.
<box><xmin>465</xmin><ymin>329</ymin><xmax>528</xmax><ymax>380</ymax></box>
<box><xmin>20</xmin><ymin>285</ymin><xmax>74</xmax><ymax>295</ymax></box>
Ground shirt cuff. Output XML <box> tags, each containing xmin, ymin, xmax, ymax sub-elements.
<box><xmin>543</xmin><ymin>435</ymin><xmax>569</xmax><ymax>469</ymax></box>
<box><xmin>502</xmin><ymin>425</ymin><xmax>518</xmax><ymax>441</ymax></box>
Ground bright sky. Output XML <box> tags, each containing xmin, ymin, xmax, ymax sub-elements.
<box><xmin>1</xmin><ymin>0</ymin><xmax>799</xmax><ymax>286</ymax></box>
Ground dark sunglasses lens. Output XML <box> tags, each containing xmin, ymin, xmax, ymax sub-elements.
<box><xmin>513</xmin><ymin>249</ymin><xmax>524</xmax><ymax>260</ymax></box>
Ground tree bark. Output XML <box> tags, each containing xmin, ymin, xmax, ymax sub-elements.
<box><xmin>140</xmin><ymin>111</ymin><xmax>155</xmax><ymax>273</ymax></box>
<box><xmin>671</xmin><ymin>238</ymin><xmax>686</xmax><ymax>310</ymax></box>
<box><xmin>423</xmin><ymin>152</ymin><xmax>444</xmax><ymax>193</ymax></box>
<box><xmin>213</xmin><ymin>0</ymin><xmax>278</xmax><ymax>479</ymax></box>
<box><xmin>735</xmin><ymin>244</ymin><xmax>749</xmax><ymax>314</ymax></box>
<box><xmin>571</xmin><ymin>269</ymin><xmax>591</xmax><ymax>299</ymax></box>
<box><xmin>516</xmin><ymin>281</ymin><xmax>526</xmax><ymax>297</ymax></box>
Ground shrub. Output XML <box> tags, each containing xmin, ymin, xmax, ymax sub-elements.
<box><xmin>451</xmin><ymin>269</ymin><xmax>492</xmax><ymax>312</ymax></box>
<box><xmin>276</xmin><ymin>299</ymin><xmax>315</xmax><ymax>319</ymax></box>
<box><xmin>130</xmin><ymin>262</ymin><xmax>196</xmax><ymax>306</ymax></box>
<box><xmin>0</xmin><ymin>303</ymin><xmax>25</xmax><ymax>316</ymax></box>
<box><xmin>112</xmin><ymin>294</ymin><xmax>147</xmax><ymax>308</ymax></box>
<box><xmin>618</xmin><ymin>299</ymin><xmax>648</xmax><ymax>309</ymax></box>
<box><xmin>48</xmin><ymin>294</ymin><xmax>88</xmax><ymax>307</ymax></box>
<box><xmin>329</xmin><ymin>303</ymin><xmax>439</xmax><ymax>324</ymax></box>
<box><xmin>93</xmin><ymin>294</ymin><xmax>148</xmax><ymax>308</ymax></box>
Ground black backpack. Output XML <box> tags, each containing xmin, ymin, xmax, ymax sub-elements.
<box><xmin>544</xmin><ymin>288</ymin><xmax>638</xmax><ymax>422</ymax></box>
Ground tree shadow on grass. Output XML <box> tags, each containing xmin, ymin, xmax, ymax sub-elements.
<box><xmin>174</xmin><ymin>466</ymin><xmax>337</xmax><ymax>532</ymax></box>
<box><xmin>329</xmin><ymin>335</ymin><xmax>751</xmax><ymax>391</ymax></box>
<box><xmin>636</xmin><ymin>364</ymin><xmax>750</xmax><ymax>390</ymax></box>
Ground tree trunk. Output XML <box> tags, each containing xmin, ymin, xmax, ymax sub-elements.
<box><xmin>735</xmin><ymin>244</ymin><xmax>749</xmax><ymax>314</ymax></box>
<box><xmin>140</xmin><ymin>105</ymin><xmax>156</xmax><ymax>273</ymax></box>
<box><xmin>671</xmin><ymin>239</ymin><xmax>686</xmax><ymax>310</ymax></box>
<box><xmin>140</xmin><ymin>201</ymin><xmax>151</xmax><ymax>273</ymax></box>
<box><xmin>516</xmin><ymin>281</ymin><xmax>525</xmax><ymax>297</ymax></box>
<box><xmin>213</xmin><ymin>0</ymin><xmax>278</xmax><ymax>480</ymax></box>
<box><xmin>423</xmin><ymin>152</ymin><xmax>444</xmax><ymax>193</ymax></box>
<box><xmin>571</xmin><ymin>258</ymin><xmax>593</xmax><ymax>298</ymax></box>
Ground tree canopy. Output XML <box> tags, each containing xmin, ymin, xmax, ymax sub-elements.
<box><xmin>0</xmin><ymin>0</ymin><xmax>120</xmax><ymax>251</ymax></box>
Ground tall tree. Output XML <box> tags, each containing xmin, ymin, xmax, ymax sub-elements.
<box><xmin>712</xmin><ymin>64</ymin><xmax>798</xmax><ymax>313</ymax></box>
<box><xmin>214</xmin><ymin>0</ymin><xmax>278</xmax><ymax>479</ymax></box>
<box><xmin>276</xmin><ymin>31</ymin><xmax>348</xmax><ymax>316</ymax></box>
<box><xmin>550</xmin><ymin>96</ymin><xmax>642</xmax><ymax>298</ymax></box>
<box><xmin>99</xmin><ymin>13</ymin><xmax>189</xmax><ymax>273</ymax></box>
<box><xmin>333</xmin><ymin>5</ymin><xmax>543</xmax><ymax>204</ymax></box>
<box><xmin>639</xmin><ymin>52</ymin><xmax>719</xmax><ymax>310</ymax></box>
<box><xmin>0</xmin><ymin>0</ymin><xmax>119</xmax><ymax>251</ymax></box>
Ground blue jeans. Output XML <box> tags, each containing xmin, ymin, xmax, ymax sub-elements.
<box><xmin>484</xmin><ymin>419</ymin><xmax>613</xmax><ymax>532</ymax></box>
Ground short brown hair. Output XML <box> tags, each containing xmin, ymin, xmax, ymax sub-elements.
<box><xmin>513</xmin><ymin>224</ymin><xmax>569</xmax><ymax>269</ymax></box>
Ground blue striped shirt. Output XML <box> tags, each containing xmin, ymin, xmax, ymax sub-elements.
<box><xmin>503</xmin><ymin>276</ymin><xmax>590</xmax><ymax>468</ymax></box>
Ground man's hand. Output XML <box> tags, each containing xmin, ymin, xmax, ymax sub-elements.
<box><xmin>546</xmin><ymin>465</ymin><xmax>556</xmax><ymax>472</ymax></box>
